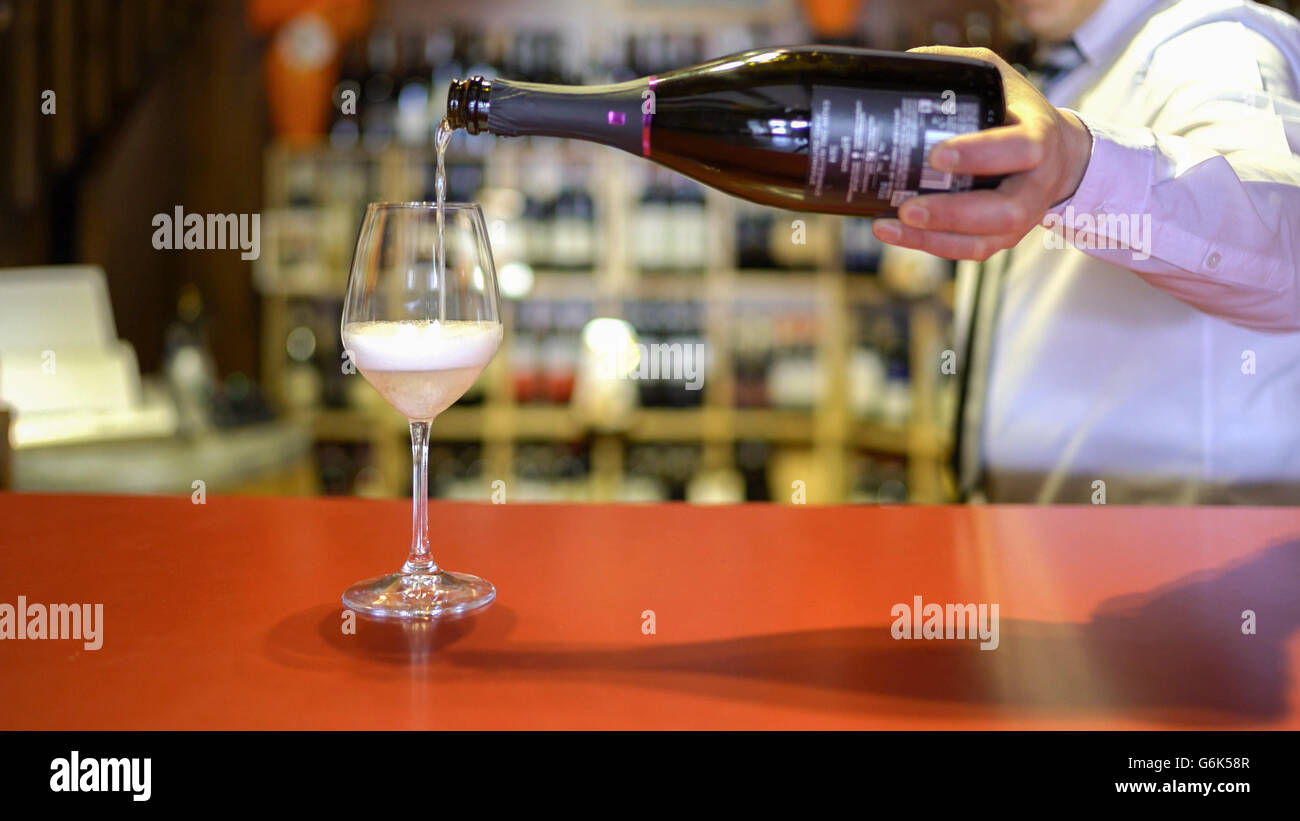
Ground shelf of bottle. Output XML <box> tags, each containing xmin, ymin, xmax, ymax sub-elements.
<box><xmin>308</xmin><ymin>406</ymin><xmax>485</xmax><ymax>442</ymax></box>
<box><xmin>265</xmin><ymin>140</ymin><xmax>371</xmax><ymax>161</ymax></box>
<box><xmin>304</xmin><ymin>405</ymin><xmax>930</xmax><ymax>452</ymax></box>
<box><xmin>265</xmin><ymin>139</ymin><xmax>479</xmax><ymax>165</ymax></box>
<box><xmin>253</xmin><ymin>270</ymin><xmax>925</xmax><ymax>304</ymax></box>
<box><xmin>255</xmin><ymin>271</ymin><xmax>346</xmax><ymax>299</ymax></box>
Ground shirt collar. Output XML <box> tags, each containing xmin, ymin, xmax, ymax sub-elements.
<box><xmin>1071</xmin><ymin>0</ymin><xmax>1169</xmax><ymax>64</ymax></box>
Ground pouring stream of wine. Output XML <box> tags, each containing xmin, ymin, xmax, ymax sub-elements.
<box><xmin>435</xmin><ymin>118</ymin><xmax>452</xmax><ymax>325</ymax></box>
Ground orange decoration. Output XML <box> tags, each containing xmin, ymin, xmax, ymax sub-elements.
<box><xmin>247</xmin><ymin>0</ymin><xmax>372</xmax><ymax>144</ymax></box>
<box><xmin>247</xmin><ymin>0</ymin><xmax>371</xmax><ymax>40</ymax></box>
<box><xmin>802</xmin><ymin>0</ymin><xmax>864</xmax><ymax>38</ymax></box>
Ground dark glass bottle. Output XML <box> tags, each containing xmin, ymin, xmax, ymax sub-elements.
<box><xmin>394</xmin><ymin>32</ymin><xmax>433</xmax><ymax>146</ymax></box>
<box><xmin>362</xmin><ymin>29</ymin><xmax>398</xmax><ymax>150</ymax></box>
<box><xmin>329</xmin><ymin>38</ymin><xmax>367</xmax><ymax>149</ymax></box>
<box><xmin>446</xmin><ymin>46</ymin><xmax>1005</xmax><ymax>217</ymax></box>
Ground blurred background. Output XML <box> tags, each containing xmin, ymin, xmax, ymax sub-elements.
<box><xmin>3</xmin><ymin>0</ymin><xmax>1298</xmax><ymax>504</ymax></box>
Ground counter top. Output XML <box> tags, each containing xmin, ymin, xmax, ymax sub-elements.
<box><xmin>1</xmin><ymin>493</ymin><xmax>1296</xmax><ymax>729</ymax></box>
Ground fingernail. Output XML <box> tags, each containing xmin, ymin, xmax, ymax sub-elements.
<box><xmin>900</xmin><ymin>203</ymin><xmax>929</xmax><ymax>227</ymax></box>
<box><xmin>874</xmin><ymin>220</ymin><xmax>902</xmax><ymax>242</ymax></box>
<box><xmin>932</xmin><ymin>147</ymin><xmax>959</xmax><ymax>171</ymax></box>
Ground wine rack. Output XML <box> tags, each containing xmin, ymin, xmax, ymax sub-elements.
<box><xmin>257</xmin><ymin>136</ymin><xmax>956</xmax><ymax>504</ymax></box>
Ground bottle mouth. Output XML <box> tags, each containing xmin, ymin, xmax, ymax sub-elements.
<box><xmin>446</xmin><ymin>76</ymin><xmax>491</xmax><ymax>134</ymax></box>
<box><xmin>445</xmin><ymin>79</ymin><xmax>465</xmax><ymax>130</ymax></box>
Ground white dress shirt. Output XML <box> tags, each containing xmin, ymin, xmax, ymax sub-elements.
<box><xmin>958</xmin><ymin>0</ymin><xmax>1300</xmax><ymax>503</ymax></box>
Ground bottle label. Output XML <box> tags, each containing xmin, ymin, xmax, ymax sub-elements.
<box><xmin>805</xmin><ymin>87</ymin><xmax>982</xmax><ymax>209</ymax></box>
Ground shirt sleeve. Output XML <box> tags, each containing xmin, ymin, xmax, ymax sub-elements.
<box><xmin>1047</xmin><ymin>22</ymin><xmax>1300</xmax><ymax>332</ymax></box>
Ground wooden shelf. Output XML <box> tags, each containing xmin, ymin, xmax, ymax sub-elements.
<box><xmin>850</xmin><ymin>420</ymin><xmax>916</xmax><ymax>456</ymax></box>
<box><xmin>306</xmin><ymin>405</ymin><xmax>853</xmax><ymax>446</ymax></box>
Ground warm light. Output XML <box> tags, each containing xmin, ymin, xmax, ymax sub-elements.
<box><xmin>581</xmin><ymin>317</ymin><xmax>641</xmax><ymax>378</ymax></box>
<box><xmin>498</xmin><ymin>262</ymin><xmax>534</xmax><ymax>299</ymax></box>
<box><xmin>582</xmin><ymin>317</ymin><xmax>636</xmax><ymax>351</ymax></box>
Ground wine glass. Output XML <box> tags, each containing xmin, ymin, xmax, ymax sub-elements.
<box><xmin>340</xmin><ymin>202</ymin><xmax>502</xmax><ymax>619</ymax></box>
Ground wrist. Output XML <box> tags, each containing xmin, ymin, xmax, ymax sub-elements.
<box><xmin>1055</xmin><ymin>108</ymin><xmax>1094</xmax><ymax>205</ymax></box>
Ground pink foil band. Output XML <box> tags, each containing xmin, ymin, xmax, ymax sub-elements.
<box><xmin>642</xmin><ymin>76</ymin><xmax>658</xmax><ymax>157</ymax></box>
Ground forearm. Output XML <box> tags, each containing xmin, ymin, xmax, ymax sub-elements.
<box><xmin>1045</xmin><ymin>114</ymin><xmax>1300</xmax><ymax>331</ymax></box>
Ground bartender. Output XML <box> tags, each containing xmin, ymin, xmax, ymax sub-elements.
<box><xmin>873</xmin><ymin>0</ymin><xmax>1300</xmax><ymax>503</ymax></box>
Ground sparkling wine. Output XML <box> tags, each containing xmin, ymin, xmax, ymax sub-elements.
<box><xmin>446</xmin><ymin>46</ymin><xmax>1006</xmax><ymax>217</ymax></box>
<box><xmin>343</xmin><ymin>320</ymin><xmax>503</xmax><ymax>419</ymax></box>
<box><xmin>434</xmin><ymin>117</ymin><xmax>453</xmax><ymax>323</ymax></box>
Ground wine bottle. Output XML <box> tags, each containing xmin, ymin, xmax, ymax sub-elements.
<box><xmin>394</xmin><ymin>32</ymin><xmax>433</xmax><ymax>146</ymax></box>
<box><xmin>362</xmin><ymin>29</ymin><xmax>398</xmax><ymax>150</ymax></box>
<box><xmin>446</xmin><ymin>46</ymin><xmax>1005</xmax><ymax>217</ymax></box>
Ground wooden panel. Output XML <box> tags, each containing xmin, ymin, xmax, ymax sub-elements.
<box><xmin>0</xmin><ymin>406</ymin><xmax>10</xmax><ymax>490</ymax></box>
<box><xmin>83</xmin><ymin>0</ymin><xmax>113</xmax><ymax>134</ymax></box>
<box><xmin>10</xmin><ymin>0</ymin><xmax>40</xmax><ymax>210</ymax></box>
<box><xmin>49</xmin><ymin>0</ymin><xmax>78</xmax><ymax>171</ymax></box>
<box><xmin>116</xmin><ymin>0</ymin><xmax>141</xmax><ymax>95</ymax></box>
<box><xmin>177</xmin><ymin>0</ymin><xmax>266</xmax><ymax>378</ymax></box>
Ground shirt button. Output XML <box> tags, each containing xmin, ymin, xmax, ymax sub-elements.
<box><xmin>1206</xmin><ymin>252</ymin><xmax>1222</xmax><ymax>269</ymax></box>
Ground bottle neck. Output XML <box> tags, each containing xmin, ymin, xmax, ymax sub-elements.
<box><xmin>446</xmin><ymin>76</ymin><xmax>650</xmax><ymax>156</ymax></box>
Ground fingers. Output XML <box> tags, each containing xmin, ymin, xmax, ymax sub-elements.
<box><xmin>884</xmin><ymin>45</ymin><xmax>1064</xmax><ymax>259</ymax></box>
<box><xmin>929</xmin><ymin>125</ymin><xmax>1044</xmax><ymax>176</ymax></box>
<box><xmin>895</xmin><ymin>190</ymin><xmax>1027</xmax><ymax>235</ymax></box>
<box><xmin>908</xmin><ymin>45</ymin><xmax>1028</xmax><ymax>95</ymax></box>
<box><xmin>872</xmin><ymin>219</ymin><xmax>1024</xmax><ymax>261</ymax></box>
<box><xmin>900</xmin><ymin>173</ymin><xmax>1054</xmax><ymax>235</ymax></box>
<box><xmin>906</xmin><ymin>45</ymin><xmax>1004</xmax><ymax>68</ymax></box>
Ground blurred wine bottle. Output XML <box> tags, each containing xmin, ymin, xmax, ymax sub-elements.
<box><xmin>361</xmin><ymin>28</ymin><xmax>397</xmax><ymax>150</ymax></box>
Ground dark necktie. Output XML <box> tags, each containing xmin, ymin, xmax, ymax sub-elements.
<box><xmin>1028</xmin><ymin>38</ymin><xmax>1085</xmax><ymax>94</ymax></box>
<box><xmin>950</xmin><ymin>251</ymin><xmax>1010</xmax><ymax>501</ymax></box>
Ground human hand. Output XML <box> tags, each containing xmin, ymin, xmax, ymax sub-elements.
<box><xmin>872</xmin><ymin>46</ymin><xmax>1094</xmax><ymax>260</ymax></box>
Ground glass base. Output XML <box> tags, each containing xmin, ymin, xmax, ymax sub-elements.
<box><xmin>342</xmin><ymin>570</ymin><xmax>495</xmax><ymax>619</ymax></box>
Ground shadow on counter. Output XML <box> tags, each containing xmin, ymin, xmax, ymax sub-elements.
<box><xmin>435</xmin><ymin>538</ymin><xmax>1300</xmax><ymax>725</ymax></box>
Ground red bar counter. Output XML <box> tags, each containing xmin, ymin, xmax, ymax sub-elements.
<box><xmin>1</xmin><ymin>493</ymin><xmax>1296</xmax><ymax>729</ymax></box>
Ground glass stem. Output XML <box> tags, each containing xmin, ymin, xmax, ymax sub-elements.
<box><xmin>402</xmin><ymin>419</ymin><xmax>438</xmax><ymax>575</ymax></box>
